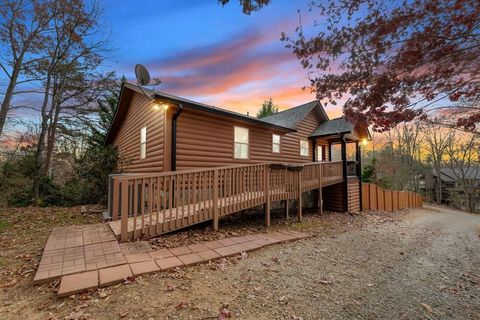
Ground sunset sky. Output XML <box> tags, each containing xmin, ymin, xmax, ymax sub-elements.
<box><xmin>3</xmin><ymin>0</ymin><xmax>346</xmax><ymax>132</ymax></box>
<box><xmin>100</xmin><ymin>0</ymin><xmax>343</xmax><ymax>118</ymax></box>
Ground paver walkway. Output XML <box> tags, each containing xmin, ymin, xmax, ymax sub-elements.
<box><xmin>33</xmin><ymin>223</ymin><xmax>308</xmax><ymax>297</ymax></box>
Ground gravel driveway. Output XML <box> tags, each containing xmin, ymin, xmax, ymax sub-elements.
<box><xmin>1</xmin><ymin>205</ymin><xmax>479</xmax><ymax>319</ymax></box>
<box><xmin>68</xmin><ymin>205</ymin><xmax>478</xmax><ymax>320</ymax></box>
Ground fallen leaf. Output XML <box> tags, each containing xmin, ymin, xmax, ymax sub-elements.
<box><xmin>420</xmin><ymin>303</ymin><xmax>433</xmax><ymax>314</ymax></box>
<box><xmin>175</xmin><ymin>301</ymin><xmax>189</xmax><ymax>309</ymax></box>
<box><xmin>218</xmin><ymin>304</ymin><xmax>232</xmax><ymax>319</ymax></box>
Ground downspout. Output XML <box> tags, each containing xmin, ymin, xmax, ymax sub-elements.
<box><xmin>340</xmin><ymin>133</ymin><xmax>348</xmax><ymax>212</ymax></box>
<box><xmin>357</xmin><ymin>141</ymin><xmax>363</xmax><ymax>211</ymax></box>
<box><xmin>312</xmin><ymin>139</ymin><xmax>316</xmax><ymax>162</ymax></box>
<box><xmin>171</xmin><ymin>104</ymin><xmax>183</xmax><ymax>171</ymax></box>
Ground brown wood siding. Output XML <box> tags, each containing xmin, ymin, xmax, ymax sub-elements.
<box><xmin>323</xmin><ymin>183</ymin><xmax>344</xmax><ymax>212</ymax></box>
<box><xmin>176</xmin><ymin>108</ymin><xmax>325</xmax><ymax>170</ymax></box>
<box><xmin>348</xmin><ymin>177</ymin><xmax>361</xmax><ymax>212</ymax></box>
<box><xmin>113</xmin><ymin>92</ymin><xmax>165</xmax><ymax>173</ymax></box>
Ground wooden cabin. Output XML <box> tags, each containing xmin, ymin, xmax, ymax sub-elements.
<box><xmin>105</xmin><ymin>82</ymin><xmax>370</xmax><ymax>241</ymax></box>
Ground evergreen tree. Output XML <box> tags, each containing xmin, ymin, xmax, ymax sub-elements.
<box><xmin>256</xmin><ymin>98</ymin><xmax>278</xmax><ymax>118</ymax></box>
<box><xmin>362</xmin><ymin>157</ymin><xmax>376</xmax><ymax>183</ymax></box>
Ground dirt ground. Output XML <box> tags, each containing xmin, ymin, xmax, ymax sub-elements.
<box><xmin>0</xmin><ymin>205</ymin><xmax>479</xmax><ymax>320</ymax></box>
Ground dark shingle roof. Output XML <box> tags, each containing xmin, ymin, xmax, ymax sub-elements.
<box><xmin>259</xmin><ymin>101</ymin><xmax>319</xmax><ymax>129</ymax></box>
<box><xmin>433</xmin><ymin>168</ymin><xmax>480</xmax><ymax>182</ymax></box>
<box><xmin>309</xmin><ymin>117</ymin><xmax>354</xmax><ymax>137</ymax></box>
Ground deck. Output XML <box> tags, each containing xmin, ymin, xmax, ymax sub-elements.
<box><xmin>109</xmin><ymin>162</ymin><xmax>344</xmax><ymax>241</ymax></box>
<box><xmin>108</xmin><ymin>174</ymin><xmax>342</xmax><ymax>240</ymax></box>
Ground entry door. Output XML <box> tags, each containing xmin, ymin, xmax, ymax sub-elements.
<box><xmin>317</xmin><ymin>145</ymin><xmax>323</xmax><ymax>162</ymax></box>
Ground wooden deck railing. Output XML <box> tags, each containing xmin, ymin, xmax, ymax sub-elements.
<box><xmin>109</xmin><ymin>161</ymin><xmax>343</xmax><ymax>241</ymax></box>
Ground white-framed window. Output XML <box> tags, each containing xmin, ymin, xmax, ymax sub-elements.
<box><xmin>272</xmin><ymin>134</ymin><xmax>280</xmax><ymax>153</ymax></box>
<box><xmin>317</xmin><ymin>145</ymin><xmax>323</xmax><ymax>161</ymax></box>
<box><xmin>140</xmin><ymin>126</ymin><xmax>147</xmax><ymax>159</ymax></box>
<box><xmin>300</xmin><ymin>139</ymin><xmax>309</xmax><ymax>157</ymax></box>
<box><xmin>234</xmin><ymin>126</ymin><xmax>249</xmax><ymax>159</ymax></box>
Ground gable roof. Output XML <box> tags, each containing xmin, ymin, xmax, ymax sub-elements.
<box><xmin>259</xmin><ymin>101</ymin><xmax>328</xmax><ymax>129</ymax></box>
<box><xmin>433</xmin><ymin>168</ymin><xmax>480</xmax><ymax>182</ymax></box>
<box><xmin>309</xmin><ymin>117</ymin><xmax>355</xmax><ymax>137</ymax></box>
<box><xmin>105</xmin><ymin>82</ymin><xmax>296</xmax><ymax>143</ymax></box>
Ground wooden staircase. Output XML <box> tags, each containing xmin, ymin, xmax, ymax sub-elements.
<box><xmin>108</xmin><ymin>162</ymin><xmax>343</xmax><ymax>241</ymax></box>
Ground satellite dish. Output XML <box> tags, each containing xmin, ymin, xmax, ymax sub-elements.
<box><xmin>135</xmin><ymin>64</ymin><xmax>151</xmax><ymax>86</ymax></box>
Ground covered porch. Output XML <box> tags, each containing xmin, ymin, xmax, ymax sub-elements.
<box><xmin>310</xmin><ymin>117</ymin><xmax>371</xmax><ymax>212</ymax></box>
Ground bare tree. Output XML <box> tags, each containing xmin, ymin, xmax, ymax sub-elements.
<box><xmin>444</xmin><ymin>134</ymin><xmax>480</xmax><ymax>213</ymax></box>
<box><xmin>422</xmin><ymin>122</ymin><xmax>455</xmax><ymax>204</ymax></box>
<box><xmin>30</xmin><ymin>0</ymin><xmax>109</xmax><ymax>202</ymax></box>
<box><xmin>378</xmin><ymin>121</ymin><xmax>424</xmax><ymax>191</ymax></box>
<box><xmin>0</xmin><ymin>0</ymin><xmax>55</xmax><ymax>138</ymax></box>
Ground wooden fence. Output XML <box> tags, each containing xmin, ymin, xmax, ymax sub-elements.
<box><xmin>362</xmin><ymin>183</ymin><xmax>423</xmax><ymax>211</ymax></box>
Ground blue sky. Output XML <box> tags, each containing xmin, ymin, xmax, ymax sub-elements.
<box><xmin>4</xmin><ymin>0</ymin><xmax>344</xmax><ymax>130</ymax></box>
<box><xmin>99</xmin><ymin>0</ymin><xmax>342</xmax><ymax>117</ymax></box>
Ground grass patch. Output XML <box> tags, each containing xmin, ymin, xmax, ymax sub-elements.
<box><xmin>0</xmin><ymin>220</ymin><xmax>10</xmax><ymax>234</ymax></box>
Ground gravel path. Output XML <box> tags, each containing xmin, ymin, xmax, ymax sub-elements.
<box><xmin>1</xmin><ymin>205</ymin><xmax>479</xmax><ymax>319</ymax></box>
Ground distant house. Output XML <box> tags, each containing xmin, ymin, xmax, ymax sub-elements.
<box><xmin>421</xmin><ymin>168</ymin><xmax>480</xmax><ymax>211</ymax></box>
<box><xmin>104</xmin><ymin>82</ymin><xmax>371</xmax><ymax>239</ymax></box>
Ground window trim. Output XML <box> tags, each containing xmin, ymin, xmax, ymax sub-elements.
<box><xmin>233</xmin><ymin>126</ymin><xmax>249</xmax><ymax>160</ymax></box>
<box><xmin>272</xmin><ymin>133</ymin><xmax>281</xmax><ymax>154</ymax></box>
<box><xmin>300</xmin><ymin>139</ymin><xmax>309</xmax><ymax>157</ymax></box>
<box><xmin>316</xmin><ymin>145</ymin><xmax>323</xmax><ymax>162</ymax></box>
<box><xmin>140</xmin><ymin>126</ymin><xmax>147</xmax><ymax>159</ymax></box>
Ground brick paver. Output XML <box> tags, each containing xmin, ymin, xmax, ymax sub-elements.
<box><xmin>169</xmin><ymin>246</ymin><xmax>192</xmax><ymax>256</ymax></box>
<box><xmin>57</xmin><ymin>270</ymin><xmax>98</xmax><ymax>297</ymax></box>
<box><xmin>155</xmin><ymin>256</ymin><xmax>184</xmax><ymax>270</ymax></box>
<box><xmin>149</xmin><ymin>248</ymin><xmax>174</xmax><ymax>259</ymax></box>
<box><xmin>130</xmin><ymin>260</ymin><xmax>160</xmax><ymax>276</ymax></box>
<box><xmin>119</xmin><ymin>241</ymin><xmax>152</xmax><ymax>255</ymax></box>
<box><xmin>35</xmin><ymin>223</ymin><xmax>308</xmax><ymax>297</ymax></box>
<box><xmin>197</xmin><ymin>249</ymin><xmax>221</xmax><ymax>261</ymax></box>
<box><xmin>177</xmin><ymin>253</ymin><xmax>204</xmax><ymax>266</ymax></box>
<box><xmin>99</xmin><ymin>264</ymin><xmax>132</xmax><ymax>287</ymax></box>
<box><xmin>124</xmin><ymin>252</ymin><xmax>152</xmax><ymax>264</ymax></box>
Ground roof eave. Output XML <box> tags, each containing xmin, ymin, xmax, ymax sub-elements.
<box><xmin>105</xmin><ymin>81</ymin><xmax>128</xmax><ymax>145</ymax></box>
<box><xmin>309</xmin><ymin>130</ymin><xmax>352</xmax><ymax>138</ymax></box>
<box><xmin>152</xmin><ymin>93</ymin><xmax>296</xmax><ymax>133</ymax></box>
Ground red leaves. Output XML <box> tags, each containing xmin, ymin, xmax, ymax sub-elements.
<box><xmin>282</xmin><ymin>0</ymin><xmax>480</xmax><ymax>132</ymax></box>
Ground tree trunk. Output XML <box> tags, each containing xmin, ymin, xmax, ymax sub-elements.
<box><xmin>44</xmin><ymin>99</ymin><xmax>61</xmax><ymax>177</ymax></box>
<box><xmin>32</xmin><ymin>74</ymin><xmax>52</xmax><ymax>204</ymax></box>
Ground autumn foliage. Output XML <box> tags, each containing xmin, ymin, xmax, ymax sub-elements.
<box><xmin>223</xmin><ymin>0</ymin><xmax>480</xmax><ymax>132</ymax></box>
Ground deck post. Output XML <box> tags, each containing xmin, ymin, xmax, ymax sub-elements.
<box><xmin>264</xmin><ymin>165</ymin><xmax>271</xmax><ymax>227</ymax></box>
<box><xmin>285</xmin><ymin>199</ymin><xmax>289</xmax><ymax>219</ymax></box>
<box><xmin>297</xmin><ymin>170</ymin><xmax>302</xmax><ymax>222</ymax></box>
<box><xmin>318</xmin><ymin>163</ymin><xmax>323</xmax><ymax>215</ymax></box>
<box><xmin>356</xmin><ymin>142</ymin><xmax>363</xmax><ymax>211</ymax></box>
<box><xmin>212</xmin><ymin>169</ymin><xmax>219</xmax><ymax>231</ymax></box>
<box><xmin>120</xmin><ymin>180</ymin><xmax>129</xmax><ymax>241</ymax></box>
<box><xmin>340</xmin><ymin>133</ymin><xmax>349</xmax><ymax>212</ymax></box>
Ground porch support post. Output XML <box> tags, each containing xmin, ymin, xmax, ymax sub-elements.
<box><xmin>328</xmin><ymin>142</ymin><xmax>332</xmax><ymax>161</ymax></box>
<box><xmin>212</xmin><ymin>169</ymin><xmax>219</xmax><ymax>231</ymax></box>
<box><xmin>264</xmin><ymin>165</ymin><xmax>271</xmax><ymax>227</ymax></box>
<box><xmin>357</xmin><ymin>142</ymin><xmax>363</xmax><ymax>211</ymax></box>
<box><xmin>341</xmin><ymin>133</ymin><xmax>349</xmax><ymax>212</ymax></box>
<box><xmin>285</xmin><ymin>199</ymin><xmax>289</xmax><ymax>219</ymax></box>
<box><xmin>312</xmin><ymin>139</ymin><xmax>316</xmax><ymax>162</ymax></box>
<box><xmin>297</xmin><ymin>170</ymin><xmax>302</xmax><ymax>222</ymax></box>
<box><xmin>120</xmin><ymin>180</ymin><xmax>129</xmax><ymax>241</ymax></box>
<box><xmin>319</xmin><ymin>163</ymin><xmax>323</xmax><ymax>215</ymax></box>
